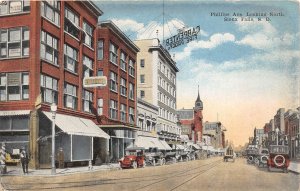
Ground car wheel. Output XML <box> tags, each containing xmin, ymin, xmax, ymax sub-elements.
<box><xmin>132</xmin><ymin>161</ymin><xmax>137</xmax><ymax>169</ymax></box>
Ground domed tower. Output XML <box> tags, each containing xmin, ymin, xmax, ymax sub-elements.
<box><xmin>193</xmin><ymin>86</ymin><xmax>203</xmax><ymax>143</ymax></box>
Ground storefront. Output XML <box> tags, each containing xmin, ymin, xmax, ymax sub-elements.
<box><xmin>39</xmin><ymin>112</ymin><xmax>110</xmax><ymax>167</ymax></box>
<box><xmin>0</xmin><ymin>110</ymin><xmax>31</xmax><ymax>153</ymax></box>
<box><xmin>103</xmin><ymin>128</ymin><xmax>136</xmax><ymax>163</ymax></box>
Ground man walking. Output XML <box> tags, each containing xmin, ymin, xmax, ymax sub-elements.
<box><xmin>20</xmin><ymin>147</ymin><xmax>29</xmax><ymax>174</ymax></box>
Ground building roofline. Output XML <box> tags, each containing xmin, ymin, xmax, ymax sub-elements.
<box><xmin>137</xmin><ymin>98</ymin><xmax>159</xmax><ymax>111</ymax></box>
<box><xmin>148</xmin><ymin>45</ymin><xmax>179</xmax><ymax>72</ymax></box>
<box><xmin>83</xmin><ymin>1</ymin><xmax>103</xmax><ymax>17</ymax></box>
<box><xmin>98</xmin><ymin>20</ymin><xmax>140</xmax><ymax>53</ymax></box>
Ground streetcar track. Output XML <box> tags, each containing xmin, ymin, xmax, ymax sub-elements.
<box><xmin>134</xmin><ymin>159</ymin><xmax>222</xmax><ymax>191</ymax></box>
<box><xmin>3</xmin><ymin>159</ymin><xmax>222</xmax><ymax>191</ymax></box>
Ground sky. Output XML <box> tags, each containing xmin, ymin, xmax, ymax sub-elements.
<box><xmin>94</xmin><ymin>0</ymin><xmax>300</xmax><ymax>146</ymax></box>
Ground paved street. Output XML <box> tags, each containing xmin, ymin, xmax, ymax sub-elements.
<box><xmin>1</xmin><ymin>157</ymin><xmax>299</xmax><ymax>191</ymax></box>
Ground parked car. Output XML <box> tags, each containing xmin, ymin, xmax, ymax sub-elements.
<box><xmin>145</xmin><ymin>147</ymin><xmax>165</xmax><ymax>166</ymax></box>
<box><xmin>119</xmin><ymin>147</ymin><xmax>146</xmax><ymax>169</ymax></box>
<box><xmin>267</xmin><ymin>145</ymin><xmax>290</xmax><ymax>173</ymax></box>
<box><xmin>246</xmin><ymin>146</ymin><xmax>258</xmax><ymax>164</ymax></box>
<box><xmin>256</xmin><ymin>147</ymin><xmax>269</xmax><ymax>168</ymax></box>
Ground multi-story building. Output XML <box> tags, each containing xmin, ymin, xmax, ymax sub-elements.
<box><xmin>274</xmin><ymin>108</ymin><xmax>285</xmax><ymax>132</ymax></box>
<box><xmin>134</xmin><ymin>38</ymin><xmax>180</xmax><ymax>142</ymax></box>
<box><xmin>204</xmin><ymin>121</ymin><xmax>225</xmax><ymax>149</ymax></box>
<box><xmin>0</xmin><ymin>1</ymin><xmax>111</xmax><ymax>169</ymax></box>
<box><xmin>96</xmin><ymin>21</ymin><xmax>139</xmax><ymax>162</ymax></box>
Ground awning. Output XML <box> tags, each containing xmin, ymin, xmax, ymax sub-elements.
<box><xmin>135</xmin><ymin>136</ymin><xmax>166</xmax><ymax>150</ymax></box>
<box><xmin>43</xmin><ymin>112</ymin><xmax>110</xmax><ymax>139</ymax></box>
<box><xmin>174</xmin><ymin>144</ymin><xmax>185</xmax><ymax>150</ymax></box>
<box><xmin>159</xmin><ymin>140</ymin><xmax>172</xmax><ymax>150</ymax></box>
<box><xmin>187</xmin><ymin>142</ymin><xmax>201</xmax><ymax>150</ymax></box>
<box><xmin>0</xmin><ymin>110</ymin><xmax>31</xmax><ymax>116</ymax></box>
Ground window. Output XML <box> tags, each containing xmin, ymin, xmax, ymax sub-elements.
<box><xmin>120</xmin><ymin>78</ymin><xmax>127</xmax><ymax>97</ymax></box>
<box><xmin>83</xmin><ymin>55</ymin><xmax>93</xmax><ymax>78</ymax></box>
<box><xmin>0</xmin><ymin>0</ymin><xmax>30</xmax><ymax>16</ymax></box>
<box><xmin>64</xmin><ymin>7</ymin><xmax>79</xmax><ymax>39</ymax></box>
<box><xmin>97</xmin><ymin>40</ymin><xmax>103</xmax><ymax>60</ymax></box>
<box><xmin>97</xmin><ymin>70</ymin><xmax>103</xmax><ymax>76</ymax></box>
<box><xmin>0</xmin><ymin>72</ymin><xmax>29</xmax><ymax>101</ymax></box>
<box><xmin>140</xmin><ymin>59</ymin><xmax>145</xmax><ymax>68</ymax></box>
<box><xmin>83</xmin><ymin>21</ymin><xmax>93</xmax><ymax>47</ymax></box>
<box><xmin>97</xmin><ymin>98</ymin><xmax>103</xmax><ymax>115</ymax></box>
<box><xmin>109</xmin><ymin>100</ymin><xmax>117</xmax><ymax>119</ymax></box>
<box><xmin>41</xmin><ymin>31</ymin><xmax>58</xmax><ymax>65</ymax></box>
<box><xmin>129</xmin><ymin>59</ymin><xmax>135</xmax><ymax>77</ymax></box>
<box><xmin>120</xmin><ymin>104</ymin><xmax>126</xmax><ymax>122</ymax></box>
<box><xmin>0</xmin><ymin>27</ymin><xmax>29</xmax><ymax>59</ymax></box>
<box><xmin>110</xmin><ymin>71</ymin><xmax>117</xmax><ymax>92</ymax></box>
<box><xmin>140</xmin><ymin>75</ymin><xmax>145</xmax><ymax>83</ymax></box>
<box><xmin>109</xmin><ymin>42</ymin><xmax>118</xmax><ymax>64</ymax></box>
<box><xmin>140</xmin><ymin>90</ymin><xmax>145</xmax><ymax>98</ymax></box>
<box><xmin>129</xmin><ymin>83</ymin><xmax>134</xmax><ymax>100</ymax></box>
<box><xmin>120</xmin><ymin>51</ymin><xmax>127</xmax><ymax>71</ymax></box>
<box><xmin>40</xmin><ymin>74</ymin><xmax>58</xmax><ymax>104</ymax></box>
<box><xmin>64</xmin><ymin>83</ymin><xmax>77</xmax><ymax>109</ymax></box>
<box><xmin>82</xmin><ymin>89</ymin><xmax>93</xmax><ymax>113</ymax></box>
<box><xmin>41</xmin><ymin>1</ymin><xmax>60</xmax><ymax>26</ymax></box>
<box><xmin>64</xmin><ymin>44</ymin><xmax>78</xmax><ymax>73</ymax></box>
<box><xmin>129</xmin><ymin>107</ymin><xmax>134</xmax><ymax>124</ymax></box>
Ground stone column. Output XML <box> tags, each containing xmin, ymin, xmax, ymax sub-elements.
<box><xmin>29</xmin><ymin>110</ymin><xmax>39</xmax><ymax>169</ymax></box>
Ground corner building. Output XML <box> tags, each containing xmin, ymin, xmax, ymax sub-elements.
<box><xmin>0</xmin><ymin>1</ymin><xmax>110</xmax><ymax>169</ymax></box>
<box><xmin>134</xmin><ymin>39</ymin><xmax>180</xmax><ymax>142</ymax></box>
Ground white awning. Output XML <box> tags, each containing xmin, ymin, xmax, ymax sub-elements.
<box><xmin>43</xmin><ymin>112</ymin><xmax>110</xmax><ymax>139</ymax></box>
<box><xmin>0</xmin><ymin>110</ymin><xmax>31</xmax><ymax>116</ymax></box>
<box><xmin>187</xmin><ymin>142</ymin><xmax>201</xmax><ymax>150</ymax></box>
<box><xmin>159</xmin><ymin>140</ymin><xmax>172</xmax><ymax>150</ymax></box>
<box><xmin>174</xmin><ymin>144</ymin><xmax>185</xmax><ymax>150</ymax></box>
<box><xmin>135</xmin><ymin>136</ymin><xmax>166</xmax><ymax>150</ymax></box>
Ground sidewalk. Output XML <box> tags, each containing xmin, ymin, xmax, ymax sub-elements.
<box><xmin>288</xmin><ymin>160</ymin><xmax>300</xmax><ymax>174</ymax></box>
<box><xmin>0</xmin><ymin>163</ymin><xmax>120</xmax><ymax>177</ymax></box>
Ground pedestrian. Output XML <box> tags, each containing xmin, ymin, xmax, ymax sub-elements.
<box><xmin>57</xmin><ymin>147</ymin><xmax>64</xmax><ymax>169</ymax></box>
<box><xmin>20</xmin><ymin>147</ymin><xmax>29</xmax><ymax>174</ymax></box>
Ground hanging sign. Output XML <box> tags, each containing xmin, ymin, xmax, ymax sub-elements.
<box><xmin>165</xmin><ymin>25</ymin><xmax>200</xmax><ymax>50</ymax></box>
<box><xmin>83</xmin><ymin>76</ymin><xmax>107</xmax><ymax>88</ymax></box>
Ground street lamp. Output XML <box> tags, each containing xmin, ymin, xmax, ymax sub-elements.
<box><xmin>50</xmin><ymin>103</ymin><xmax>57</xmax><ymax>175</ymax></box>
<box><xmin>275</xmin><ymin>127</ymin><xmax>279</xmax><ymax>146</ymax></box>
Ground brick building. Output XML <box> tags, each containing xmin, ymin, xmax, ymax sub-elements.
<box><xmin>0</xmin><ymin>1</ymin><xmax>113</xmax><ymax>169</ymax></box>
<box><xmin>96</xmin><ymin>21</ymin><xmax>139</xmax><ymax>162</ymax></box>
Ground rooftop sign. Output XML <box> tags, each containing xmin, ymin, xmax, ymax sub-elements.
<box><xmin>165</xmin><ymin>25</ymin><xmax>200</xmax><ymax>50</ymax></box>
<box><xmin>83</xmin><ymin>76</ymin><xmax>107</xmax><ymax>88</ymax></box>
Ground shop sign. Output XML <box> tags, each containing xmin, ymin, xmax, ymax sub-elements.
<box><xmin>83</xmin><ymin>76</ymin><xmax>107</xmax><ymax>88</ymax></box>
<box><xmin>165</xmin><ymin>25</ymin><xmax>200</xmax><ymax>50</ymax></box>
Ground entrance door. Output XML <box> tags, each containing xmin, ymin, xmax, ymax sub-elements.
<box><xmin>39</xmin><ymin>138</ymin><xmax>52</xmax><ymax>168</ymax></box>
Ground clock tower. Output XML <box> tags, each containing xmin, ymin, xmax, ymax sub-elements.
<box><xmin>193</xmin><ymin>86</ymin><xmax>203</xmax><ymax>143</ymax></box>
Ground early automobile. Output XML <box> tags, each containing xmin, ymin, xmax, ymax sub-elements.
<box><xmin>119</xmin><ymin>147</ymin><xmax>146</xmax><ymax>169</ymax></box>
<box><xmin>246</xmin><ymin>146</ymin><xmax>258</xmax><ymax>164</ymax></box>
<box><xmin>267</xmin><ymin>145</ymin><xmax>290</xmax><ymax>173</ymax></box>
<box><xmin>223</xmin><ymin>145</ymin><xmax>235</xmax><ymax>162</ymax></box>
<box><xmin>145</xmin><ymin>147</ymin><xmax>165</xmax><ymax>166</ymax></box>
<box><xmin>256</xmin><ymin>147</ymin><xmax>269</xmax><ymax>168</ymax></box>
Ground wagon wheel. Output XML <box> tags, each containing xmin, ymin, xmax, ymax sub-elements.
<box><xmin>132</xmin><ymin>161</ymin><xmax>137</xmax><ymax>169</ymax></box>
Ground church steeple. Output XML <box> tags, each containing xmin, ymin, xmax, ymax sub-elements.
<box><xmin>195</xmin><ymin>85</ymin><xmax>203</xmax><ymax>111</ymax></box>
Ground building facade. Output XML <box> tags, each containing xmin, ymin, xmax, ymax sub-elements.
<box><xmin>96</xmin><ymin>21</ymin><xmax>139</xmax><ymax>162</ymax></box>
<box><xmin>204</xmin><ymin>121</ymin><xmax>225</xmax><ymax>149</ymax></box>
<box><xmin>134</xmin><ymin>38</ymin><xmax>180</xmax><ymax>142</ymax></box>
<box><xmin>0</xmin><ymin>1</ymin><xmax>111</xmax><ymax>168</ymax></box>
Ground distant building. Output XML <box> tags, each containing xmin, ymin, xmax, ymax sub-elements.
<box><xmin>204</xmin><ymin>121</ymin><xmax>225</xmax><ymax>148</ymax></box>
